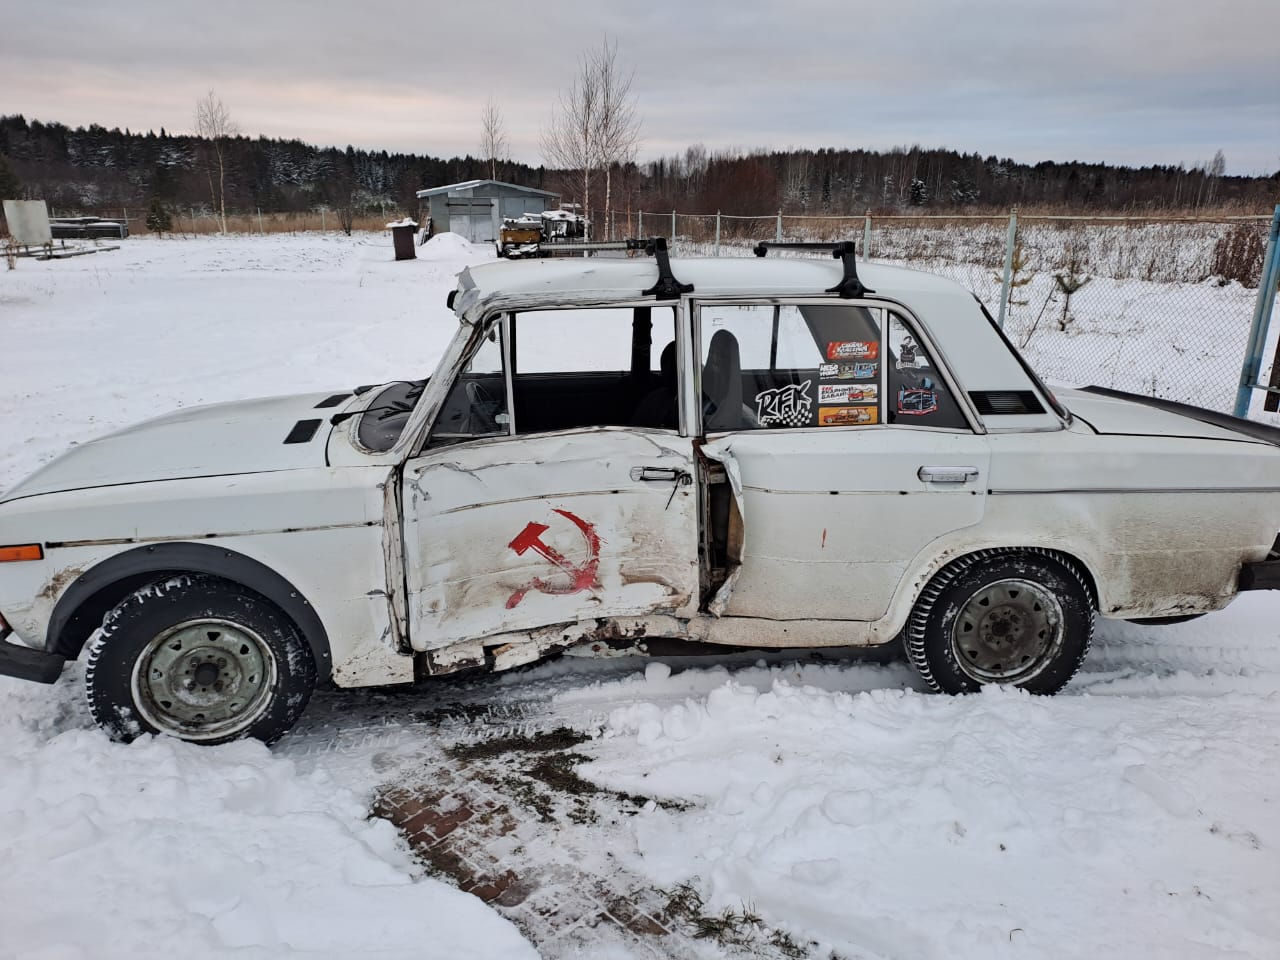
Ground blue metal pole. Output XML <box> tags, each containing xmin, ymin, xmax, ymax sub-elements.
<box><xmin>1234</xmin><ymin>204</ymin><xmax>1280</xmax><ymax>418</ymax></box>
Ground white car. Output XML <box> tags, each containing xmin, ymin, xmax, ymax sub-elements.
<box><xmin>2</xmin><ymin>241</ymin><xmax>1278</xmax><ymax>744</ymax></box>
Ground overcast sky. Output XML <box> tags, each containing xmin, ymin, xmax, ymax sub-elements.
<box><xmin>2</xmin><ymin>0</ymin><xmax>1277</xmax><ymax>175</ymax></box>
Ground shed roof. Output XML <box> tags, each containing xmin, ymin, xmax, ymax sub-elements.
<box><xmin>415</xmin><ymin>179</ymin><xmax>560</xmax><ymax>199</ymax></box>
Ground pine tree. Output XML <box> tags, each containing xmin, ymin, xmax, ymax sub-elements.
<box><xmin>145</xmin><ymin>196</ymin><xmax>172</xmax><ymax>234</ymax></box>
<box><xmin>0</xmin><ymin>152</ymin><xmax>19</xmax><ymax>200</ymax></box>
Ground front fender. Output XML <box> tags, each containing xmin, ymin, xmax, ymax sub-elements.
<box><xmin>47</xmin><ymin>541</ymin><xmax>335</xmax><ymax>681</ymax></box>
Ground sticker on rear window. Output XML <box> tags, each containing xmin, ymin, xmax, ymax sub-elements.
<box><xmin>818</xmin><ymin>405</ymin><xmax>879</xmax><ymax>426</ymax></box>
<box><xmin>826</xmin><ymin>340</ymin><xmax>879</xmax><ymax>361</ymax></box>
<box><xmin>819</xmin><ymin>361</ymin><xmax>877</xmax><ymax>380</ymax></box>
<box><xmin>755</xmin><ymin>380</ymin><xmax>813</xmax><ymax>427</ymax></box>
<box><xmin>897</xmin><ymin>388</ymin><xmax>939</xmax><ymax>415</ymax></box>
<box><xmin>818</xmin><ymin>384</ymin><xmax>878</xmax><ymax>404</ymax></box>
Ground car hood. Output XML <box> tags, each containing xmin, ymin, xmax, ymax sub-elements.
<box><xmin>1</xmin><ymin>392</ymin><xmax>344</xmax><ymax>503</ymax></box>
<box><xmin>1058</xmin><ymin>387</ymin><xmax>1270</xmax><ymax>445</ymax></box>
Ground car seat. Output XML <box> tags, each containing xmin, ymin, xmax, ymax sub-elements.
<box><xmin>703</xmin><ymin>330</ymin><xmax>745</xmax><ymax>430</ymax></box>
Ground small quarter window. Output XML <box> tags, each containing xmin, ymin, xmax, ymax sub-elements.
<box><xmin>886</xmin><ymin>314</ymin><xmax>968</xmax><ymax>429</ymax></box>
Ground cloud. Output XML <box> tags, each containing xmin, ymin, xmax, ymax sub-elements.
<box><xmin>1</xmin><ymin>0</ymin><xmax>1276</xmax><ymax>173</ymax></box>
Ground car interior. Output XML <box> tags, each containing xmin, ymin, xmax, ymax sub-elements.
<box><xmin>360</xmin><ymin>301</ymin><xmax>969</xmax><ymax>454</ymax></box>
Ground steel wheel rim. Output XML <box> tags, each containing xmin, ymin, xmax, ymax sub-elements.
<box><xmin>130</xmin><ymin>618</ymin><xmax>277</xmax><ymax>741</ymax></box>
<box><xmin>950</xmin><ymin>578</ymin><xmax>1064</xmax><ymax>684</ymax></box>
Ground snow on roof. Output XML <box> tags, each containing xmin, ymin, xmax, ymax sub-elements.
<box><xmin>455</xmin><ymin>256</ymin><xmax>963</xmax><ymax>313</ymax></box>
<box><xmin>415</xmin><ymin>179</ymin><xmax>560</xmax><ymax>199</ymax></box>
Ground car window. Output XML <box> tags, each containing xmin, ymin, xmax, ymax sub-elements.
<box><xmin>512</xmin><ymin>306</ymin><xmax>678</xmax><ymax>435</ymax></box>
<box><xmin>512</xmin><ymin>307</ymin><xmax>638</xmax><ymax>374</ymax></box>
<box><xmin>698</xmin><ymin>303</ymin><xmax>882</xmax><ymax>431</ymax></box>
<box><xmin>427</xmin><ymin>327</ymin><xmax>510</xmax><ymax>446</ymax></box>
<box><xmin>885</xmin><ymin>314</ymin><xmax>969</xmax><ymax>429</ymax></box>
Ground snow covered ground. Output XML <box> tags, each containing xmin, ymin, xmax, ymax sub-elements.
<box><xmin>2</xmin><ymin>233</ymin><xmax>1279</xmax><ymax>959</ymax></box>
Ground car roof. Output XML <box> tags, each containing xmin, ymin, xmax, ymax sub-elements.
<box><xmin>452</xmin><ymin>255</ymin><xmax>967</xmax><ymax>318</ymax></box>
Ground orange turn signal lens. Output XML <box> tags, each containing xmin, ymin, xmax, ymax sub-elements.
<box><xmin>0</xmin><ymin>544</ymin><xmax>44</xmax><ymax>562</ymax></box>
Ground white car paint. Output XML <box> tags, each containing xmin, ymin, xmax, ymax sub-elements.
<box><xmin>2</xmin><ymin>255</ymin><xmax>1278</xmax><ymax>694</ymax></box>
<box><xmin>2</xmin><ymin>392</ymin><xmax>341</xmax><ymax>502</ymax></box>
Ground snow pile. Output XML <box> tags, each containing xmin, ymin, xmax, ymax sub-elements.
<box><xmin>577</xmin><ymin>664</ymin><xmax>1280</xmax><ymax>958</ymax></box>
<box><xmin>420</xmin><ymin>231</ymin><xmax>491</xmax><ymax>259</ymax></box>
<box><xmin>0</xmin><ymin>669</ymin><xmax>536</xmax><ymax>959</ymax></box>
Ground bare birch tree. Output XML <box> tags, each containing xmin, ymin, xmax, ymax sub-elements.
<box><xmin>541</xmin><ymin>55</ymin><xmax>599</xmax><ymax>230</ymax></box>
<box><xmin>480</xmin><ymin>98</ymin><xmax>508</xmax><ymax>181</ymax></box>
<box><xmin>591</xmin><ymin>38</ymin><xmax>641</xmax><ymax>239</ymax></box>
<box><xmin>195</xmin><ymin>90</ymin><xmax>238</xmax><ymax>234</ymax></box>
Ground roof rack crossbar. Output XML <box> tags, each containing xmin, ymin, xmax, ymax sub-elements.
<box><xmin>537</xmin><ymin>239</ymin><xmax>642</xmax><ymax>254</ymax></box>
<box><xmin>752</xmin><ymin>240</ymin><xmax>874</xmax><ymax>299</ymax></box>
<box><xmin>525</xmin><ymin>236</ymin><xmax>693</xmax><ymax>299</ymax></box>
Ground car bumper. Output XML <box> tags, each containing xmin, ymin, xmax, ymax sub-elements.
<box><xmin>0</xmin><ymin>622</ymin><xmax>64</xmax><ymax>684</ymax></box>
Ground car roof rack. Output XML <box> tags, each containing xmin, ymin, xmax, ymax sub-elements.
<box><xmin>538</xmin><ymin>236</ymin><xmax>694</xmax><ymax>299</ymax></box>
<box><xmin>752</xmin><ymin>240</ymin><xmax>874</xmax><ymax>299</ymax></box>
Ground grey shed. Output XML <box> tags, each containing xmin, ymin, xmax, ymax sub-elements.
<box><xmin>416</xmin><ymin>180</ymin><xmax>560</xmax><ymax>244</ymax></box>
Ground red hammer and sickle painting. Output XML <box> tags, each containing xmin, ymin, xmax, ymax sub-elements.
<box><xmin>505</xmin><ymin>508</ymin><xmax>602</xmax><ymax>609</ymax></box>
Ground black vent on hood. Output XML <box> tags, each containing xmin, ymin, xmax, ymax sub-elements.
<box><xmin>969</xmin><ymin>390</ymin><xmax>1045</xmax><ymax>416</ymax></box>
<box><xmin>284</xmin><ymin>419</ymin><xmax>323</xmax><ymax>444</ymax></box>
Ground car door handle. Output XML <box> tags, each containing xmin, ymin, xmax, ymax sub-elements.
<box><xmin>631</xmin><ymin>466</ymin><xmax>691</xmax><ymax>483</ymax></box>
<box><xmin>918</xmin><ymin>465</ymin><xmax>979</xmax><ymax>484</ymax></box>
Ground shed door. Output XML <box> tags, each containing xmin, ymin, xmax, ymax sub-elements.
<box><xmin>446</xmin><ymin>198</ymin><xmax>497</xmax><ymax>242</ymax></box>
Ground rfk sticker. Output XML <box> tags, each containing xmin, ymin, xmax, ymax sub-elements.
<box><xmin>826</xmin><ymin>340</ymin><xmax>879</xmax><ymax>361</ymax></box>
<box><xmin>755</xmin><ymin>380</ymin><xmax>812</xmax><ymax>427</ymax></box>
<box><xmin>818</xmin><ymin>383</ymin><xmax>878</xmax><ymax>404</ymax></box>
<box><xmin>818</xmin><ymin>405</ymin><xmax>879</xmax><ymax>426</ymax></box>
<box><xmin>819</xmin><ymin>361</ymin><xmax>877</xmax><ymax>380</ymax></box>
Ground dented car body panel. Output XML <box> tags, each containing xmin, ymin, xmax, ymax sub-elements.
<box><xmin>401</xmin><ymin>428</ymin><xmax>699</xmax><ymax>651</ymax></box>
<box><xmin>2</xmin><ymin>255</ymin><xmax>1279</xmax><ymax>693</ymax></box>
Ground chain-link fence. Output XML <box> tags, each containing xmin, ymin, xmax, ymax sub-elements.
<box><xmin>635</xmin><ymin>209</ymin><xmax>1277</xmax><ymax>415</ymax></box>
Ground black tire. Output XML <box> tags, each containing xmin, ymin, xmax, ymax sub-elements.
<box><xmin>86</xmin><ymin>574</ymin><xmax>317</xmax><ymax>744</ymax></box>
<box><xmin>905</xmin><ymin>549</ymin><xmax>1094</xmax><ymax>695</ymax></box>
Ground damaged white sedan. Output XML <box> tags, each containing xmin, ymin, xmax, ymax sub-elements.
<box><xmin>2</xmin><ymin>239</ymin><xmax>1278</xmax><ymax>744</ymax></box>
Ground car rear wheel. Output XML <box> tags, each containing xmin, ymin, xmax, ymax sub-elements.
<box><xmin>86</xmin><ymin>575</ymin><xmax>316</xmax><ymax>744</ymax></box>
<box><xmin>905</xmin><ymin>550</ymin><xmax>1094</xmax><ymax>695</ymax></box>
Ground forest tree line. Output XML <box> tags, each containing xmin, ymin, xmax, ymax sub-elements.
<box><xmin>2</xmin><ymin>113</ymin><xmax>1277</xmax><ymax>228</ymax></box>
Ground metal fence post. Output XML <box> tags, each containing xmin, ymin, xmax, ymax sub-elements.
<box><xmin>862</xmin><ymin>213</ymin><xmax>872</xmax><ymax>261</ymax></box>
<box><xmin>1234</xmin><ymin>203</ymin><xmax>1280</xmax><ymax>418</ymax></box>
<box><xmin>996</xmin><ymin>210</ymin><xmax>1019</xmax><ymax>329</ymax></box>
<box><xmin>776</xmin><ymin>210</ymin><xmax>783</xmax><ymax>242</ymax></box>
<box><xmin>715</xmin><ymin>211</ymin><xmax>721</xmax><ymax>256</ymax></box>
<box><xmin>671</xmin><ymin>209</ymin><xmax>676</xmax><ymax>240</ymax></box>
<box><xmin>638</xmin><ymin>211</ymin><xmax>643</xmax><ymax>237</ymax></box>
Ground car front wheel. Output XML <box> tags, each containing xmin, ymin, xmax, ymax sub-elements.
<box><xmin>86</xmin><ymin>575</ymin><xmax>316</xmax><ymax>744</ymax></box>
<box><xmin>905</xmin><ymin>549</ymin><xmax>1094</xmax><ymax>695</ymax></box>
